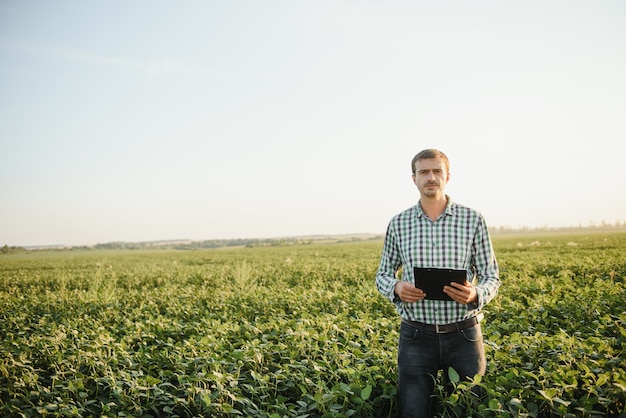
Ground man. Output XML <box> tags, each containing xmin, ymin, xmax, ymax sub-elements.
<box><xmin>375</xmin><ymin>149</ymin><xmax>500</xmax><ymax>417</ymax></box>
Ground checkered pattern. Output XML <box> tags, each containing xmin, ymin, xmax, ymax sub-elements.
<box><xmin>376</xmin><ymin>196</ymin><xmax>500</xmax><ymax>325</ymax></box>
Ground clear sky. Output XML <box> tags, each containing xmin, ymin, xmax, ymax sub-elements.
<box><xmin>1</xmin><ymin>1</ymin><xmax>625</xmax><ymax>247</ymax></box>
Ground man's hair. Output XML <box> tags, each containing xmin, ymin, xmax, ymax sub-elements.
<box><xmin>411</xmin><ymin>149</ymin><xmax>450</xmax><ymax>174</ymax></box>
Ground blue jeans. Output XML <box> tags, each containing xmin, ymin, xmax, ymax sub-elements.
<box><xmin>397</xmin><ymin>321</ymin><xmax>486</xmax><ymax>418</ymax></box>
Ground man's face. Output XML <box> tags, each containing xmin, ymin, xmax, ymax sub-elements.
<box><xmin>412</xmin><ymin>158</ymin><xmax>450</xmax><ymax>198</ymax></box>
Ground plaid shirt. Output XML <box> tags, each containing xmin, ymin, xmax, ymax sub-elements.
<box><xmin>376</xmin><ymin>196</ymin><xmax>500</xmax><ymax>325</ymax></box>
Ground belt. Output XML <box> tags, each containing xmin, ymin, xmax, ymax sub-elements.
<box><xmin>402</xmin><ymin>313</ymin><xmax>484</xmax><ymax>334</ymax></box>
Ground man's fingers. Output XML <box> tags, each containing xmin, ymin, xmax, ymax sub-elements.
<box><xmin>396</xmin><ymin>281</ymin><xmax>426</xmax><ymax>302</ymax></box>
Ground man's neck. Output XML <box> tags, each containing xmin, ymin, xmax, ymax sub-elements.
<box><xmin>420</xmin><ymin>195</ymin><xmax>448</xmax><ymax>221</ymax></box>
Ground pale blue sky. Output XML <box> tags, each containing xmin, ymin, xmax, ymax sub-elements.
<box><xmin>1</xmin><ymin>1</ymin><xmax>625</xmax><ymax>246</ymax></box>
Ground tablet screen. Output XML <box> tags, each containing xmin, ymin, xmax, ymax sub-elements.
<box><xmin>413</xmin><ymin>267</ymin><xmax>467</xmax><ymax>301</ymax></box>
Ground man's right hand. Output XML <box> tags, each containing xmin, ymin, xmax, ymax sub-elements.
<box><xmin>394</xmin><ymin>281</ymin><xmax>426</xmax><ymax>302</ymax></box>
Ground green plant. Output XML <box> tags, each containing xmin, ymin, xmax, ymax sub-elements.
<box><xmin>0</xmin><ymin>233</ymin><xmax>624</xmax><ymax>417</ymax></box>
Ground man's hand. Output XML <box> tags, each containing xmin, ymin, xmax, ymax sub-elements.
<box><xmin>394</xmin><ymin>281</ymin><xmax>426</xmax><ymax>303</ymax></box>
<box><xmin>443</xmin><ymin>281</ymin><xmax>478</xmax><ymax>304</ymax></box>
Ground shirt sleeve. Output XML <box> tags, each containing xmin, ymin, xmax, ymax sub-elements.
<box><xmin>471</xmin><ymin>215</ymin><xmax>500</xmax><ymax>310</ymax></box>
<box><xmin>375</xmin><ymin>220</ymin><xmax>402</xmax><ymax>303</ymax></box>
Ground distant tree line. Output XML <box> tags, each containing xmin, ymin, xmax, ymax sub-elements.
<box><xmin>490</xmin><ymin>221</ymin><xmax>625</xmax><ymax>234</ymax></box>
<box><xmin>172</xmin><ymin>238</ymin><xmax>316</xmax><ymax>249</ymax></box>
<box><xmin>6</xmin><ymin>235</ymin><xmax>382</xmax><ymax>252</ymax></box>
<box><xmin>1</xmin><ymin>245</ymin><xmax>26</xmax><ymax>254</ymax></box>
<box><xmin>82</xmin><ymin>237</ymin><xmax>328</xmax><ymax>251</ymax></box>
<box><xmin>83</xmin><ymin>236</ymin><xmax>381</xmax><ymax>251</ymax></box>
<box><xmin>9</xmin><ymin>224</ymin><xmax>625</xmax><ymax>252</ymax></box>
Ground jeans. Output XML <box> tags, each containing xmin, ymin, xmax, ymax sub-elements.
<box><xmin>397</xmin><ymin>320</ymin><xmax>486</xmax><ymax>418</ymax></box>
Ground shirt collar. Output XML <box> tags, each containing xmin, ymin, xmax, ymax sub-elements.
<box><xmin>415</xmin><ymin>195</ymin><xmax>454</xmax><ymax>218</ymax></box>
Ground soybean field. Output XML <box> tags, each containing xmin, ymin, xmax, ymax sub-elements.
<box><xmin>1</xmin><ymin>231</ymin><xmax>625</xmax><ymax>417</ymax></box>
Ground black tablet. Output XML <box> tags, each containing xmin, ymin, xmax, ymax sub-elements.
<box><xmin>413</xmin><ymin>267</ymin><xmax>467</xmax><ymax>301</ymax></box>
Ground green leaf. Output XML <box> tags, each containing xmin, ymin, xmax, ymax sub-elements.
<box><xmin>596</xmin><ymin>373</ymin><xmax>609</xmax><ymax>386</ymax></box>
<box><xmin>360</xmin><ymin>384</ymin><xmax>373</xmax><ymax>400</ymax></box>
<box><xmin>448</xmin><ymin>367</ymin><xmax>460</xmax><ymax>384</ymax></box>
<box><xmin>538</xmin><ymin>388</ymin><xmax>558</xmax><ymax>403</ymax></box>
<box><xmin>488</xmin><ymin>398</ymin><xmax>500</xmax><ymax>410</ymax></box>
<box><xmin>553</xmin><ymin>397</ymin><xmax>571</xmax><ymax>407</ymax></box>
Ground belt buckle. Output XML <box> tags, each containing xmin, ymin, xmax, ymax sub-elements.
<box><xmin>435</xmin><ymin>324</ymin><xmax>441</xmax><ymax>333</ymax></box>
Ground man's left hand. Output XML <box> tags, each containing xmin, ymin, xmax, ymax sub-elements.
<box><xmin>443</xmin><ymin>281</ymin><xmax>478</xmax><ymax>304</ymax></box>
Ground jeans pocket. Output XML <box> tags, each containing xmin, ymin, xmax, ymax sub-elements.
<box><xmin>399</xmin><ymin>322</ymin><xmax>419</xmax><ymax>341</ymax></box>
<box><xmin>460</xmin><ymin>325</ymin><xmax>483</xmax><ymax>342</ymax></box>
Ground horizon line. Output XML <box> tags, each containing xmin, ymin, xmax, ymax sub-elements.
<box><xmin>6</xmin><ymin>224</ymin><xmax>626</xmax><ymax>250</ymax></box>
